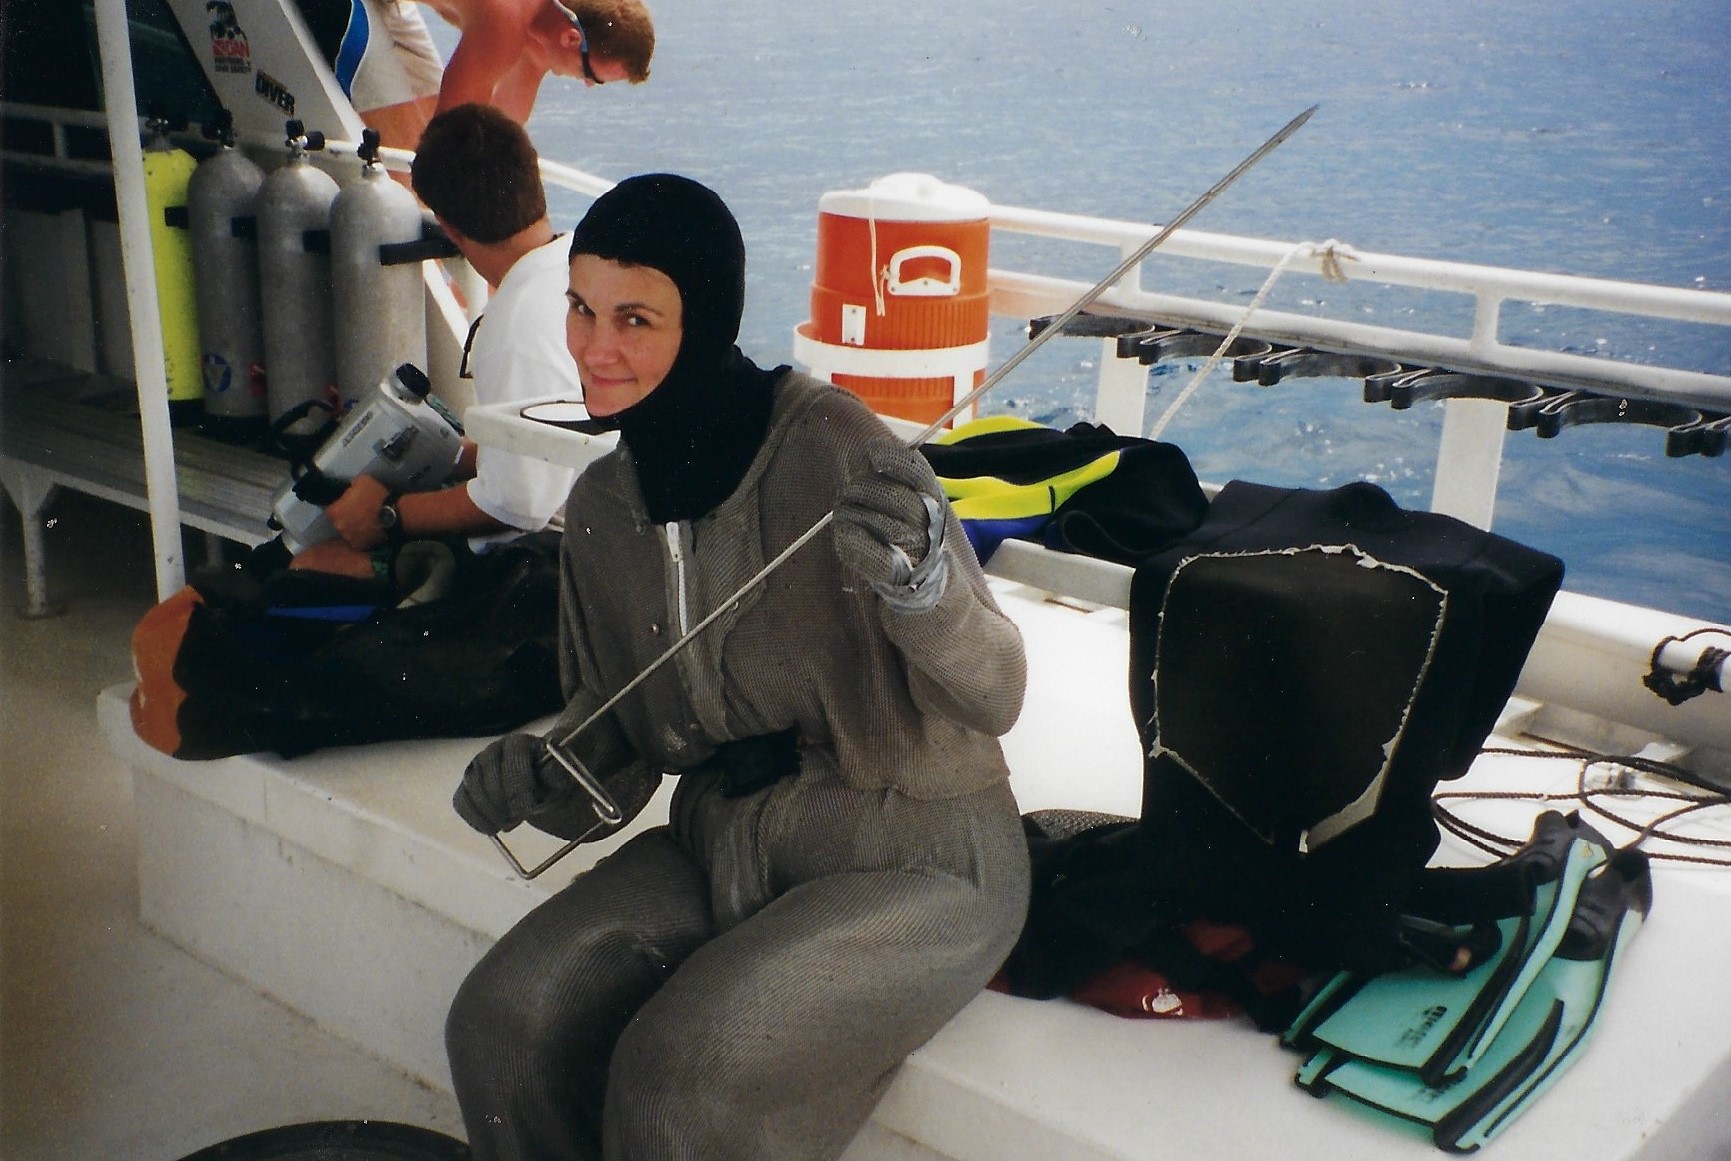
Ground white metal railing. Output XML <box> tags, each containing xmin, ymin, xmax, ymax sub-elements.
<box><xmin>7</xmin><ymin>93</ymin><xmax>1727</xmax><ymax>734</ymax></box>
<box><xmin>969</xmin><ymin>198</ymin><xmax>1731</xmax><ymax>527</ymax></box>
<box><xmin>0</xmin><ymin>101</ymin><xmax>119</xmax><ymax>176</ymax></box>
<box><xmin>982</xmin><ymin>204</ymin><xmax>1731</xmax><ymax>411</ymax></box>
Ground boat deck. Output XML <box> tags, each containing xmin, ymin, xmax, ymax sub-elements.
<box><xmin>78</xmin><ymin>503</ymin><xmax>1731</xmax><ymax>1159</ymax></box>
<box><xmin>0</xmin><ymin>360</ymin><xmax>282</xmax><ymax>616</ymax></box>
<box><xmin>7</xmin><ymin>387</ymin><xmax>1731</xmax><ymax>1159</ymax></box>
<box><xmin>0</xmin><ymin>493</ymin><xmax>462</xmax><ymax>1160</ymax></box>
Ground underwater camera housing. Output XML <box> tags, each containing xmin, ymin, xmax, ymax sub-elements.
<box><xmin>269</xmin><ymin>363</ymin><xmax>464</xmax><ymax>554</ymax></box>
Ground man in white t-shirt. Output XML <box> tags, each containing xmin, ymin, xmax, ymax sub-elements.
<box><xmin>292</xmin><ymin>103</ymin><xmax>578</xmax><ymax>578</ymax></box>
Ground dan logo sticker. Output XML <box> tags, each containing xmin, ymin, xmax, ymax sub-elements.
<box><xmin>206</xmin><ymin>1</ymin><xmax>252</xmax><ymax>75</ymax></box>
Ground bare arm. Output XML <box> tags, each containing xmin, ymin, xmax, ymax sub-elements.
<box><xmin>324</xmin><ymin>474</ymin><xmax>509</xmax><ymax>550</ymax></box>
<box><xmin>489</xmin><ymin>55</ymin><xmax>547</xmax><ymax>124</ymax></box>
<box><xmin>435</xmin><ymin>5</ymin><xmax>535</xmax><ymax>113</ymax></box>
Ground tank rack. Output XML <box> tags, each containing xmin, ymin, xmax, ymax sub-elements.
<box><xmin>1029</xmin><ymin>313</ymin><xmax>1731</xmax><ymax>458</ymax></box>
<box><xmin>0</xmin><ymin>358</ymin><xmax>282</xmax><ymax>616</ymax></box>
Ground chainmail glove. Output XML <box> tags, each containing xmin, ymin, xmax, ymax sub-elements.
<box><xmin>453</xmin><ymin>732</ymin><xmax>575</xmax><ymax>835</ymax></box>
<box><xmin>834</xmin><ymin>444</ymin><xmax>950</xmax><ymax>614</ymax></box>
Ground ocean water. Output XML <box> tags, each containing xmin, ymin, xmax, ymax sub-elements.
<box><xmin>439</xmin><ymin>0</ymin><xmax>1731</xmax><ymax>620</ymax></box>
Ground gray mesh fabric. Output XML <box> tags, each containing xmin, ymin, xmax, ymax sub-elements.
<box><xmin>448</xmin><ymin>764</ymin><xmax>1029</xmax><ymax>1159</ymax></box>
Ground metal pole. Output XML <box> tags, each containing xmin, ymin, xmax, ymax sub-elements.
<box><xmin>94</xmin><ymin>0</ymin><xmax>186</xmax><ymax>600</ymax></box>
<box><xmin>495</xmin><ymin>106</ymin><xmax>1320</xmax><ymax>878</ymax></box>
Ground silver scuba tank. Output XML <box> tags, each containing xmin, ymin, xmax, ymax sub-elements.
<box><xmin>187</xmin><ymin>114</ymin><xmax>268</xmax><ymax>441</ymax></box>
<box><xmin>331</xmin><ymin>129</ymin><xmax>428</xmax><ymax>411</ymax></box>
<box><xmin>257</xmin><ymin>120</ymin><xmax>340</xmax><ymax>437</ymax></box>
<box><xmin>269</xmin><ymin>362</ymin><xmax>465</xmax><ymax>555</ymax></box>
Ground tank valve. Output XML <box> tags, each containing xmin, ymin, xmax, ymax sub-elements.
<box><xmin>356</xmin><ymin>127</ymin><xmax>383</xmax><ymax>168</ymax></box>
<box><xmin>284</xmin><ymin>119</ymin><xmax>326</xmax><ymax>156</ymax></box>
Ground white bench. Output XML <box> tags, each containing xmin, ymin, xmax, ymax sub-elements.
<box><xmin>96</xmin><ymin>568</ymin><xmax>1731</xmax><ymax>1160</ymax></box>
<box><xmin>0</xmin><ymin>359</ymin><xmax>281</xmax><ymax>616</ymax></box>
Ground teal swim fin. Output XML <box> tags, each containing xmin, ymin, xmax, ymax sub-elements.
<box><xmin>1285</xmin><ymin>811</ymin><xmax>1609</xmax><ymax>1086</ymax></box>
<box><xmin>1296</xmin><ymin>847</ymin><xmax>1653</xmax><ymax>1152</ymax></box>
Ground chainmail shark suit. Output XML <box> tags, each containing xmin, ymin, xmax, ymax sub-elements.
<box><xmin>446</xmin><ymin>175</ymin><xmax>1030</xmax><ymax>1160</ymax></box>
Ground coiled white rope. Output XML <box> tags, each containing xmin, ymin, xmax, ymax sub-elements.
<box><xmin>1146</xmin><ymin>238</ymin><xmax>1359</xmax><ymax>441</ymax></box>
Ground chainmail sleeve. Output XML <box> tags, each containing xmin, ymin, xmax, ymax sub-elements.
<box><xmin>877</xmin><ymin>489</ymin><xmax>1027</xmax><ymax>739</ymax></box>
<box><xmin>525</xmin><ymin>522</ymin><xmax>666</xmax><ymax>843</ymax></box>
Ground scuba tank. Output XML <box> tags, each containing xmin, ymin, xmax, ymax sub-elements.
<box><xmin>257</xmin><ymin>120</ymin><xmax>340</xmax><ymax>438</ymax></box>
<box><xmin>330</xmin><ymin>128</ymin><xmax>427</xmax><ymax>410</ymax></box>
<box><xmin>187</xmin><ymin>111</ymin><xmax>268</xmax><ymax>443</ymax></box>
<box><xmin>268</xmin><ymin>362</ymin><xmax>465</xmax><ymax>555</ymax></box>
<box><xmin>141</xmin><ymin>118</ymin><xmax>204</xmax><ymax>426</ymax></box>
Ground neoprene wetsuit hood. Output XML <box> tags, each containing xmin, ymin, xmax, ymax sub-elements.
<box><xmin>569</xmin><ymin>173</ymin><xmax>746</xmax><ymax>364</ymax></box>
<box><xmin>569</xmin><ymin>174</ymin><xmax>782</xmax><ymax>523</ymax></box>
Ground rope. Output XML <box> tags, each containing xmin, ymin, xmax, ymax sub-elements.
<box><xmin>868</xmin><ymin>196</ymin><xmax>888</xmax><ymax>319</ymax></box>
<box><xmin>1642</xmin><ymin>626</ymin><xmax>1731</xmax><ymax>705</ymax></box>
<box><xmin>1146</xmin><ymin>238</ymin><xmax>1359</xmax><ymax>442</ymax></box>
<box><xmin>1432</xmin><ymin>743</ymin><xmax>1731</xmax><ymax>866</ymax></box>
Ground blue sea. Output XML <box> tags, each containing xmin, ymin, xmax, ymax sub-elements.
<box><xmin>438</xmin><ymin>0</ymin><xmax>1731</xmax><ymax>620</ymax></box>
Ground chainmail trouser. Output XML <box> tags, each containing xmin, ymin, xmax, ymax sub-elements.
<box><xmin>447</xmin><ymin>759</ymin><xmax>1030</xmax><ymax>1160</ymax></box>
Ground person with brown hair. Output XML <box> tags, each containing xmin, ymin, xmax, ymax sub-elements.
<box><xmin>290</xmin><ymin>103</ymin><xmax>578</xmax><ymax>578</ymax></box>
<box><xmin>297</xmin><ymin>0</ymin><xmax>654</xmax><ymax>149</ymax></box>
<box><xmin>422</xmin><ymin>0</ymin><xmax>653</xmax><ymax>119</ymax></box>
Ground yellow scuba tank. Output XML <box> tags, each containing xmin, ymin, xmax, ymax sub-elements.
<box><xmin>141</xmin><ymin>120</ymin><xmax>203</xmax><ymax>425</ymax></box>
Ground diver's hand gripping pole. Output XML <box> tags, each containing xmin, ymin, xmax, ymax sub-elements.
<box><xmin>493</xmin><ymin>516</ymin><xmax>839</xmax><ymax>879</ymax></box>
<box><xmin>487</xmin><ymin>742</ymin><xmax>625</xmax><ymax>879</ymax></box>
<box><xmin>491</xmin><ymin>513</ymin><xmax>840</xmax><ymax>878</ymax></box>
<box><xmin>490</xmin><ymin>104</ymin><xmax>1319</xmax><ymax>879</ymax></box>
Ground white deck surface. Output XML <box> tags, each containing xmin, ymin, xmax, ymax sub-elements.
<box><xmin>84</xmin><ymin>531</ymin><xmax>1731</xmax><ymax>1161</ymax></box>
<box><xmin>0</xmin><ymin>495</ymin><xmax>464</xmax><ymax>1161</ymax></box>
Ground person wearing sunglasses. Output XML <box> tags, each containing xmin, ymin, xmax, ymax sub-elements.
<box><xmin>293</xmin><ymin>0</ymin><xmax>649</xmax><ymax>153</ymax></box>
<box><xmin>291</xmin><ymin>105</ymin><xmax>580</xmax><ymax>580</ymax></box>
<box><xmin>422</xmin><ymin>0</ymin><xmax>654</xmax><ymax>122</ymax></box>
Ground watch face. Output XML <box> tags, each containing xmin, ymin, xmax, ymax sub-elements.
<box><xmin>379</xmin><ymin>503</ymin><xmax>399</xmax><ymax>529</ymax></box>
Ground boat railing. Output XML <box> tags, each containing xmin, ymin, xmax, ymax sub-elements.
<box><xmin>12</xmin><ymin>96</ymin><xmax>1724</xmax><ymax>420</ymax></box>
<box><xmin>983</xmin><ymin>202</ymin><xmax>1731</xmax><ymax>403</ymax></box>
<box><xmin>0</xmin><ymin>101</ymin><xmax>121</xmax><ymax>177</ymax></box>
<box><xmin>948</xmin><ymin>198</ymin><xmax>1731</xmax><ymax>528</ymax></box>
<box><xmin>468</xmin><ymin>152</ymin><xmax>1731</xmax><ymax>531</ymax></box>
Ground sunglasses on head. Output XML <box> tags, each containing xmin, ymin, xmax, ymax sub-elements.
<box><xmin>552</xmin><ymin>1</ymin><xmax>605</xmax><ymax>85</ymax></box>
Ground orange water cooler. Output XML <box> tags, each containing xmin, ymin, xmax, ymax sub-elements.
<box><xmin>793</xmin><ymin>173</ymin><xmax>991</xmax><ymax>426</ymax></box>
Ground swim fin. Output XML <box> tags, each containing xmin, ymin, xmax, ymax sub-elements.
<box><xmin>1295</xmin><ymin>847</ymin><xmax>1653</xmax><ymax>1152</ymax></box>
<box><xmin>1285</xmin><ymin>811</ymin><xmax>1610</xmax><ymax>1086</ymax></box>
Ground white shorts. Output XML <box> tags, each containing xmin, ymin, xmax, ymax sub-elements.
<box><xmin>305</xmin><ymin>0</ymin><xmax>444</xmax><ymax>111</ymax></box>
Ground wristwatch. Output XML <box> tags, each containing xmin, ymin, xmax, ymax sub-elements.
<box><xmin>377</xmin><ymin>493</ymin><xmax>405</xmax><ymax>542</ymax></box>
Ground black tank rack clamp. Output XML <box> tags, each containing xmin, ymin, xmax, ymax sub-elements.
<box><xmin>1027</xmin><ymin>312</ymin><xmax>1731</xmax><ymax>459</ymax></box>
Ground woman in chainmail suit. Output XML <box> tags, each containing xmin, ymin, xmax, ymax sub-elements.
<box><xmin>446</xmin><ymin>173</ymin><xmax>1031</xmax><ymax>1160</ymax></box>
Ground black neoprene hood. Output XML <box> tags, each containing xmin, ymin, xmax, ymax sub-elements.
<box><xmin>568</xmin><ymin>172</ymin><xmax>746</xmax><ymax>364</ymax></box>
<box><xmin>567</xmin><ymin>173</ymin><xmax>778</xmax><ymax>524</ymax></box>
